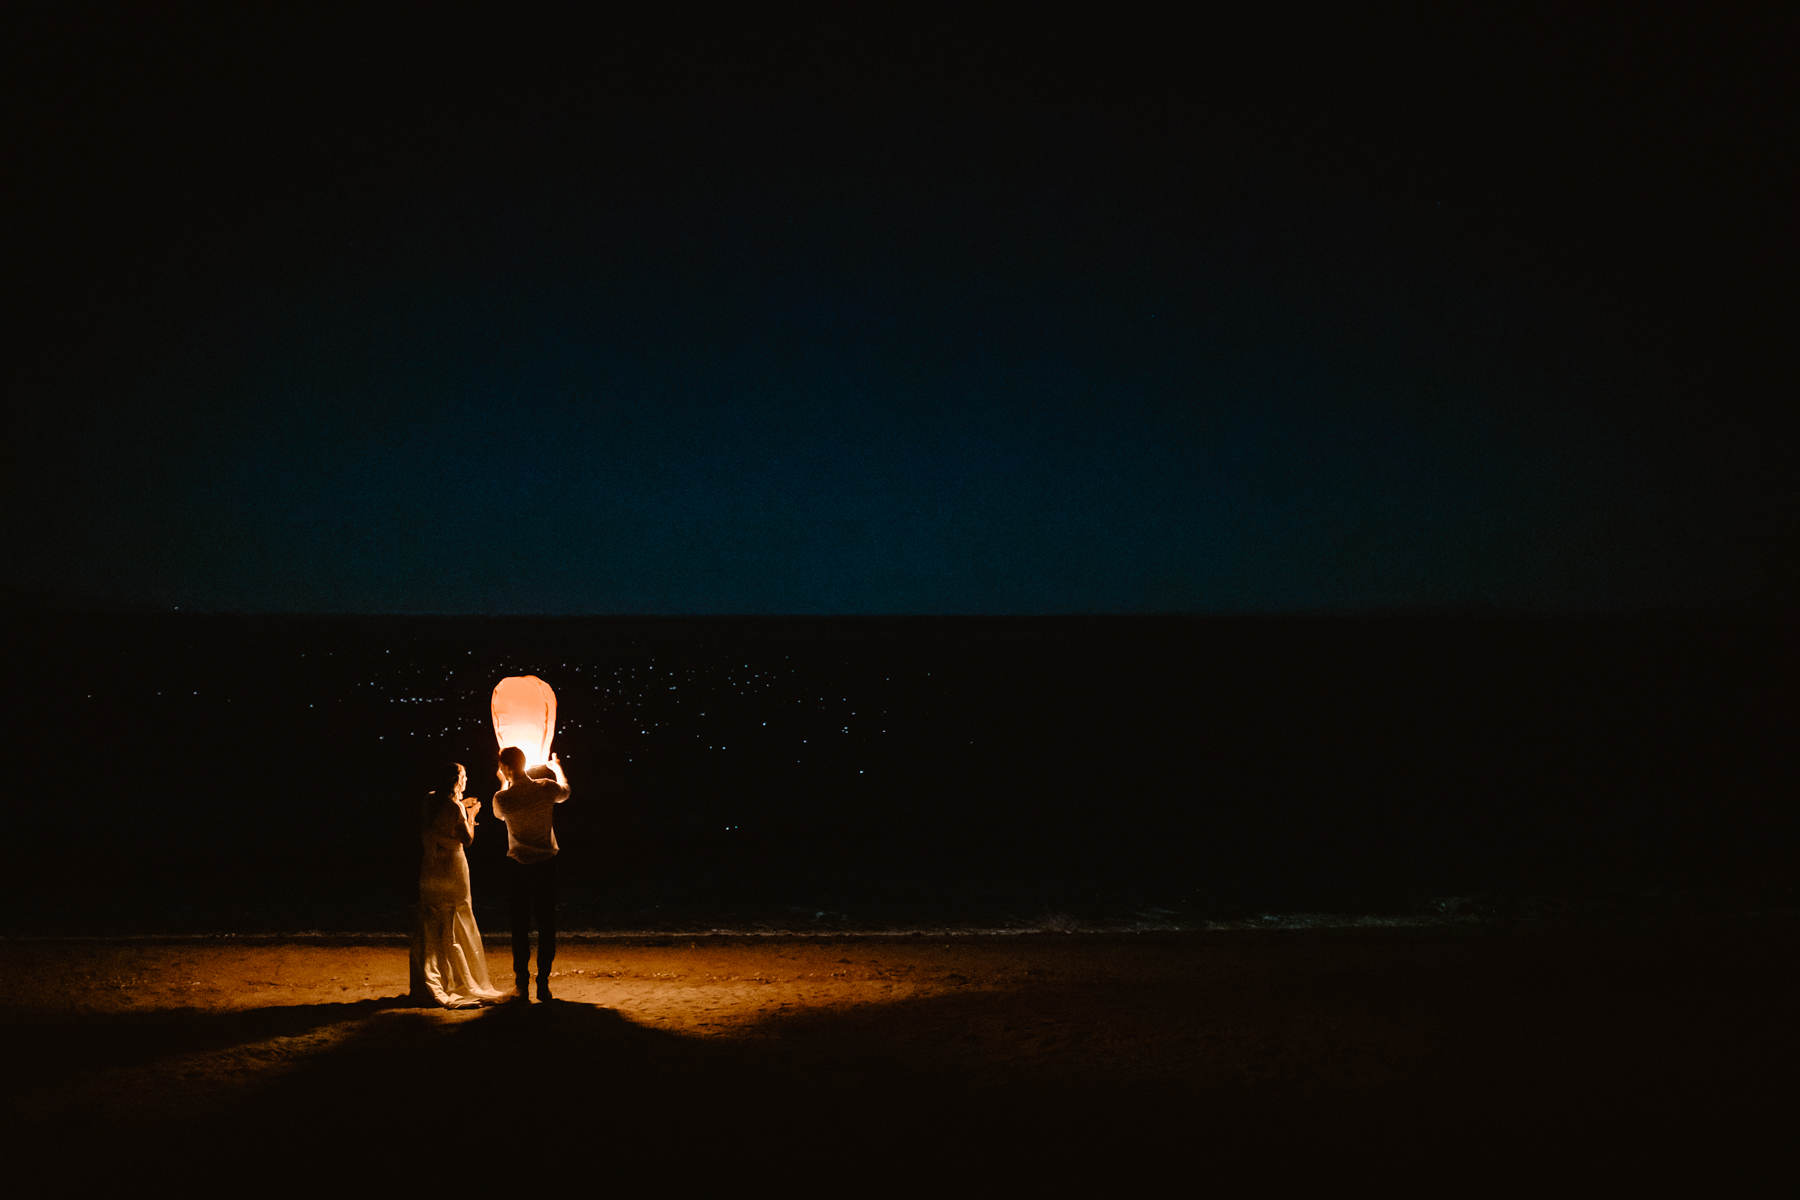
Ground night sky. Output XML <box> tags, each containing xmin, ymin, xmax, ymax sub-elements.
<box><xmin>9</xmin><ymin>10</ymin><xmax>1794</xmax><ymax>615</ymax></box>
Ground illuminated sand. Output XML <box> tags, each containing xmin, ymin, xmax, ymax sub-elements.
<box><xmin>4</xmin><ymin>926</ymin><xmax>1794</xmax><ymax>1183</ymax></box>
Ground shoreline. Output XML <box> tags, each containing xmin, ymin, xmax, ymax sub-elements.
<box><xmin>6</xmin><ymin>899</ymin><xmax>1792</xmax><ymax>943</ymax></box>
<box><xmin>0</xmin><ymin>914</ymin><xmax>1489</xmax><ymax>942</ymax></box>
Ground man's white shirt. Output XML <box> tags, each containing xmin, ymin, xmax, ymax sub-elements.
<box><xmin>493</xmin><ymin>776</ymin><xmax>568</xmax><ymax>863</ymax></box>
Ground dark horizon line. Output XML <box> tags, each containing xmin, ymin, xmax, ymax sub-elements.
<box><xmin>9</xmin><ymin>601</ymin><xmax>1792</xmax><ymax>623</ymax></box>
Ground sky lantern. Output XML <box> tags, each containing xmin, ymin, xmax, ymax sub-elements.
<box><xmin>491</xmin><ymin>675</ymin><xmax>557</xmax><ymax>769</ymax></box>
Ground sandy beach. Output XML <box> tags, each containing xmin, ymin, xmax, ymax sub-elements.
<box><xmin>4</xmin><ymin>921</ymin><xmax>1794</xmax><ymax>1187</ymax></box>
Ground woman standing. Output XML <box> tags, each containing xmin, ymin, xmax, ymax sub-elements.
<box><xmin>409</xmin><ymin>762</ymin><xmax>506</xmax><ymax>1007</ymax></box>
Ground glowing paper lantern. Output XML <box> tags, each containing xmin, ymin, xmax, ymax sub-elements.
<box><xmin>491</xmin><ymin>675</ymin><xmax>557</xmax><ymax>769</ymax></box>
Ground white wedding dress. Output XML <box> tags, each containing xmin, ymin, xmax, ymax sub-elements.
<box><xmin>410</xmin><ymin>796</ymin><xmax>506</xmax><ymax>1008</ymax></box>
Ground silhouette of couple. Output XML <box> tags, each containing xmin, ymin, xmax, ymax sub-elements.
<box><xmin>410</xmin><ymin>747</ymin><xmax>569</xmax><ymax>1008</ymax></box>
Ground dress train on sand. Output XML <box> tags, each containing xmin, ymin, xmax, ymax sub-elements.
<box><xmin>411</xmin><ymin>797</ymin><xmax>505</xmax><ymax>1008</ymax></box>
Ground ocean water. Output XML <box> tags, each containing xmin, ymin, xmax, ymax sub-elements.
<box><xmin>8</xmin><ymin>612</ymin><xmax>1794</xmax><ymax>935</ymax></box>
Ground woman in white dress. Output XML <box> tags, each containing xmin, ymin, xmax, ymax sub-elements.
<box><xmin>409</xmin><ymin>763</ymin><xmax>506</xmax><ymax>1008</ymax></box>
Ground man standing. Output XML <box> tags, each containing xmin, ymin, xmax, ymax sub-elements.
<box><xmin>492</xmin><ymin>746</ymin><xmax>569</xmax><ymax>1001</ymax></box>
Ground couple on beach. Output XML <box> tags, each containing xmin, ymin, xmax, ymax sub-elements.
<box><xmin>410</xmin><ymin>747</ymin><xmax>570</xmax><ymax>1008</ymax></box>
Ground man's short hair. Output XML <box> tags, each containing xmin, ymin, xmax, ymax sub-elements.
<box><xmin>499</xmin><ymin>746</ymin><xmax>527</xmax><ymax>773</ymax></box>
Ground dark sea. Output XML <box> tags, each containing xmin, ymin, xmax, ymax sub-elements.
<box><xmin>7</xmin><ymin>611</ymin><xmax>1795</xmax><ymax>936</ymax></box>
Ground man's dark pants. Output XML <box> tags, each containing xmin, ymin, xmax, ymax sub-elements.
<box><xmin>507</xmin><ymin>856</ymin><xmax>557</xmax><ymax>981</ymax></box>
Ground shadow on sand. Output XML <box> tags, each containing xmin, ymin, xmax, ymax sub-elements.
<box><xmin>8</xmin><ymin>924</ymin><xmax>1799</xmax><ymax>1186</ymax></box>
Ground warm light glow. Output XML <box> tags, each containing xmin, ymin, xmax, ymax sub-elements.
<box><xmin>491</xmin><ymin>675</ymin><xmax>557</xmax><ymax>768</ymax></box>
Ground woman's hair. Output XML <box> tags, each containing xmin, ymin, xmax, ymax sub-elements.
<box><xmin>421</xmin><ymin>762</ymin><xmax>466</xmax><ymax>828</ymax></box>
<box><xmin>427</xmin><ymin>762</ymin><xmax>465</xmax><ymax>797</ymax></box>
